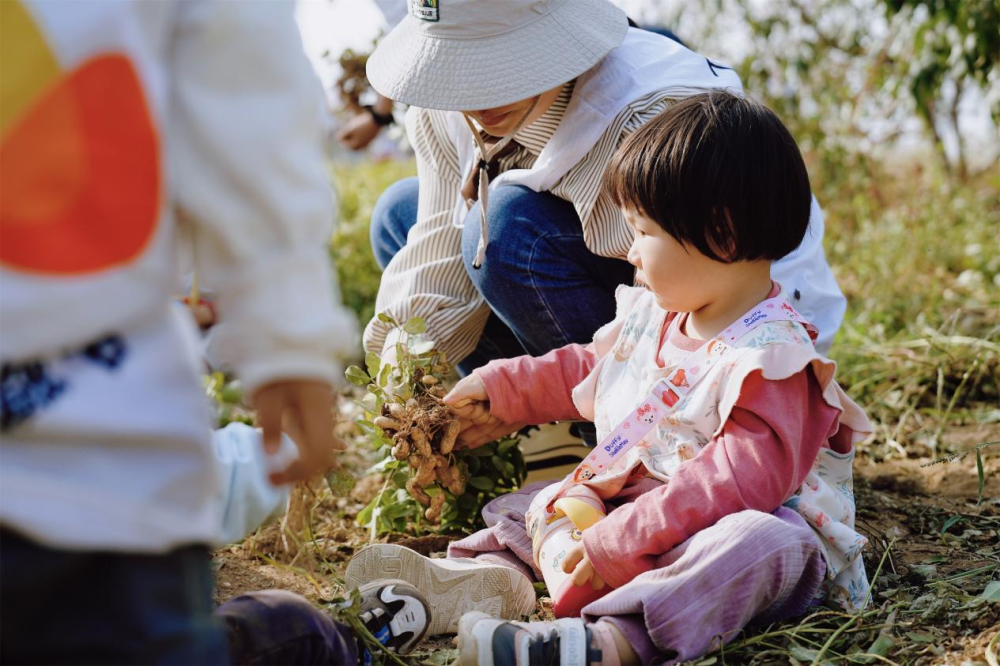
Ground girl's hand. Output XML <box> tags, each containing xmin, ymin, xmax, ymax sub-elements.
<box><xmin>562</xmin><ymin>542</ymin><xmax>606</xmax><ymax>591</ymax></box>
<box><xmin>443</xmin><ymin>374</ymin><xmax>525</xmax><ymax>449</ymax></box>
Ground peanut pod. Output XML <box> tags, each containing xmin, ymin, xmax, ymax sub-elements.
<box><xmin>391</xmin><ymin>436</ymin><xmax>410</xmax><ymax>460</ymax></box>
<box><xmin>374</xmin><ymin>416</ymin><xmax>403</xmax><ymax>432</ymax></box>
<box><xmin>439</xmin><ymin>420</ymin><xmax>460</xmax><ymax>455</ymax></box>
<box><xmin>425</xmin><ymin>491</ymin><xmax>446</xmax><ymax>522</ymax></box>
<box><xmin>406</xmin><ymin>478</ymin><xmax>431</xmax><ymax>507</ymax></box>
<box><xmin>410</xmin><ymin>427</ymin><xmax>432</xmax><ymax>458</ymax></box>
<box><xmin>413</xmin><ymin>461</ymin><xmax>436</xmax><ymax>487</ymax></box>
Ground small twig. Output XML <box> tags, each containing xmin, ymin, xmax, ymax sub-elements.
<box><xmin>921</xmin><ymin>441</ymin><xmax>1000</xmax><ymax>466</ymax></box>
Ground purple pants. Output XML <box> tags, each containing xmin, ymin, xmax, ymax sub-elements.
<box><xmin>449</xmin><ymin>482</ymin><xmax>827</xmax><ymax>665</ymax></box>
<box><xmin>216</xmin><ymin>591</ymin><xmax>357</xmax><ymax>665</ymax></box>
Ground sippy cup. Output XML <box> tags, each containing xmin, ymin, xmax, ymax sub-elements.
<box><xmin>531</xmin><ymin>494</ymin><xmax>609</xmax><ymax>617</ymax></box>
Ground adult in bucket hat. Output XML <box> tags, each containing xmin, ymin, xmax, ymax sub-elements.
<box><xmin>363</xmin><ymin>0</ymin><xmax>846</xmax><ymax>436</ymax></box>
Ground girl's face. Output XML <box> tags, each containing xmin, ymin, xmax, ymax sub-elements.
<box><xmin>624</xmin><ymin>209</ymin><xmax>722</xmax><ymax>313</ymax></box>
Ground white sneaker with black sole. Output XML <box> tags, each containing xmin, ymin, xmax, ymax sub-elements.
<box><xmin>345</xmin><ymin>544</ymin><xmax>537</xmax><ymax>636</ymax></box>
<box><xmin>355</xmin><ymin>579</ymin><xmax>431</xmax><ymax>659</ymax></box>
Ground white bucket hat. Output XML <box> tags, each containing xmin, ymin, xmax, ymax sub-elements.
<box><xmin>366</xmin><ymin>0</ymin><xmax>628</xmax><ymax>111</ymax></box>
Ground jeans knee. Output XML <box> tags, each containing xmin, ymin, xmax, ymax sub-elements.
<box><xmin>370</xmin><ymin>177</ymin><xmax>419</xmax><ymax>269</ymax></box>
<box><xmin>461</xmin><ymin>186</ymin><xmax>574</xmax><ymax>294</ymax></box>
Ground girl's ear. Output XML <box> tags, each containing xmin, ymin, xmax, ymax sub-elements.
<box><xmin>706</xmin><ymin>206</ymin><xmax>738</xmax><ymax>263</ymax></box>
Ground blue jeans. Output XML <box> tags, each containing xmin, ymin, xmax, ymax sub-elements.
<box><xmin>0</xmin><ymin>529</ymin><xmax>228</xmax><ymax>665</ymax></box>
<box><xmin>371</xmin><ymin>177</ymin><xmax>634</xmax><ymax>376</ymax></box>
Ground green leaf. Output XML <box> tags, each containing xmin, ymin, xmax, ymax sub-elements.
<box><xmin>378</xmin><ymin>363</ymin><xmax>392</xmax><ymax>388</ymax></box>
<box><xmin>940</xmin><ymin>514</ymin><xmax>964</xmax><ymax>536</ymax></box>
<box><xmin>377</xmin><ymin>312</ymin><xmax>398</xmax><ymax>326</ymax></box>
<box><xmin>326</xmin><ymin>469</ymin><xmax>356</xmax><ymax>495</ymax></box>
<box><xmin>468</xmin><ymin>476</ymin><xmax>495</xmax><ymax>491</ymax></box>
<box><xmin>976</xmin><ymin>448</ymin><xmax>985</xmax><ymax>505</ymax></box>
<box><xmin>392</xmin><ymin>469</ymin><xmax>409</xmax><ymax>489</ymax></box>
<box><xmin>868</xmin><ymin>632</ymin><xmax>896</xmax><ymax>656</ymax></box>
<box><xmin>356</xmin><ymin>500</ymin><xmax>374</xmax><ymax>527</ymax></box>
<box><xmin>905</xmin><ymin>632</ymin><xmax>936</xmax><ymax>644</ymax></box>
<box><xmin>402</xmin><ymin>317</ymin><xmax>428</xmax><ymax>335</ymax></box>
<box><xmin>788</xmin><ymin>645</ymin><xmax>819</xmax><ymax>662</ymax></box>
<box><xmin>981</xmin><ymin>580</ymin><xmax>1000</xmax><ymax>601</ymax></box>
<box><xmin>345</xmin><ymin>365</ymin><xmax>370</xmax><ymax>386</ymax></box>
<box><xmin>365</xmin><ymin>351</ymin><xmax>381</xmax><ymax>379</ymax></box>
<box><xmin>498</xmin><ymin>438</ymin><xmax>519</xmax><ymax>455</ymax></box>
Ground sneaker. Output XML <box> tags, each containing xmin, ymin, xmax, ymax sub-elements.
<box><xmin>457</xmin><ymin>611</ymin><xmax>603</xmax><ymax>666</ymax></box>
<box><xmin>355</xmin><ymin>579</ymin><xmax>430</xmax><ymax>660</ymax></box>
<box><xmin>520</xmin><ymin>422</ymin><xmax>593</xmax><ymax>485</ymax></box>
<box><xmin>345</xmin><ymin>544</ymin><xmax>536</xmax><ymax>636</ymax></box>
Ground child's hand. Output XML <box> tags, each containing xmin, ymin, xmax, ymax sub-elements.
<box><xmin>180</xmin><ymin>297</ymin><xmax>217</xmax><ymax>328</ymax></box>
<box><xmin>252</xmin><ymin>379</ymin><xmax>344</xmax><ymax>485</ymax></box>
<box><xmin>443</xmin><ymin>374</ymin><xmax>525</xmax><ymax>449</ymax></box>
<box><xmin>562</xmin><ymin>542</ymin><xmax>606</xmax><ymax>591</ymax></box>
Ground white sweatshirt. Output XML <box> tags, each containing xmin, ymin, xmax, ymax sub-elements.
<box><xmin>0</xmin><ymin>1</ymin><xmax>356</xmax><ymax>552</ymax></box>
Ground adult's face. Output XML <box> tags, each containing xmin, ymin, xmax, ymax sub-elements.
<box><xmin>462</xmin><ymin>83</ymin><xmax>566</xmax><ymax>137</ymax></box>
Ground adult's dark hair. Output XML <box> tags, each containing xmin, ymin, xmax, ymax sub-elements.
<box><xmin>605</xmin><ymin>89</ymin><xmax>812</xmax><ymax>263</ymax></box>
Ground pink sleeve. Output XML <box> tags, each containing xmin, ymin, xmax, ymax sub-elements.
<box><xmin>583</xmin><ymin>366</ymin><xmax>841</xmax><ymax>589</ymax></box>
<box><xmin>476</xmin><ymin>343</ymin><xmax>600</xmax><ymax>425</ymax></box>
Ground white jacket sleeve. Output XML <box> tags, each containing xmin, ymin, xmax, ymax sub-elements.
<box><xmin>212</xmin><ymin>423</ymin><xmax>296</xmax><ymax>546</ymax></box>
<box><xmin>771</xmin><ymin>196</ymin><xmax>847</xmax><ymax>355</ymax></box>
<box><xmin>170</xmin><ymin>1</ymin><xmax>357</xmax><ymax>394</ymax></box>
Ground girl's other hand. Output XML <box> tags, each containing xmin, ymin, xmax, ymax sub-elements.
<box><xmin>562</xmin><ymin>542</ymin><xmax>606</xmax><ymax>591</ymax></box>
<box><xmin>444</xmin><ymin>374</ymin><xmax>525</xmax><ymax>449</ymax></box>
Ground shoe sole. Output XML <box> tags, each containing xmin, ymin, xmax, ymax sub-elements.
<box><xmin>345</xmin><ymin>544</ymin><xmax>536</xmax><ymax>636</ymax></box>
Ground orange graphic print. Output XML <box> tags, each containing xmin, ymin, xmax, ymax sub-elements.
<box><xmin>1</xmin><ymin>1</ymin><xmax>159</xmax><ymax>275</ymax></box>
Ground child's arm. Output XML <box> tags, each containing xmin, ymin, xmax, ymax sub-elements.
<box><xmin>171</xmin><ymin>3</ymin><xmax>357</xmax><ymax>480</ymax></box>
<box><xmin>582</xmin><ymin>367</ymin><xmax>840</xmax><ymax>589</ymax></box>
<box><xmin>444</xmin><ymin>343</ymin><xmax>599</xmax><ymax>448</ymax></box>
<box><xmin>476</xmin><ymin>343</ymin><xmax>600</xmax><ymax>423</ymax></box>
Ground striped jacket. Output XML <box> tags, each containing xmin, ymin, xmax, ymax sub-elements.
<box><xmin>364</xmin><ymin>29</ymin><xmax>846</xmax><ymax>361</ymax></box>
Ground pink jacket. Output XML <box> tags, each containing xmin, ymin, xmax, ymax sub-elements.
<box><xmin>476</xmin><ymin>327</ymin><xmax>853</xmax><ymax>588</ymax></box>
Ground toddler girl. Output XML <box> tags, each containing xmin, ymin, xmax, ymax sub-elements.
<box><xmin>346</xmin><ymin>90</ymin><xmax>872</xmax><ymax>666</ymax></box>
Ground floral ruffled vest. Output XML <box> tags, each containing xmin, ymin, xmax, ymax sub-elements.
<box><xmin>571</xmin><ymin>286</ymin><xmax>874</xmax><ymax>610</ymax></box>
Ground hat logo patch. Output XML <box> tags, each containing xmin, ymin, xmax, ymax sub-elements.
<box><xmin>410</xmin><ymin>0</ymin><xmax>439</xmax><ymax>22</ymax></box>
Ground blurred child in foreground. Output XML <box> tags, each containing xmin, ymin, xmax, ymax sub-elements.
<box><xmin>0</xmin><ymin>1</ymin><xmax>428</xmax><ymax>662</ymax></box>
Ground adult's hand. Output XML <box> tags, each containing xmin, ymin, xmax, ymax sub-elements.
<box><xmin>253</xmin><ymin>379</ymin><xmax>344</xmax><ymax>485</ymax></box>
<box><xmin>443</xmin><ymin>374</ymin><xmax>524</xmax><ymax>449</ymax></box>
<box><xmin>336</xmin><ymin>112</ymin><xmax>381</xmax><ymax>151</ymax></box>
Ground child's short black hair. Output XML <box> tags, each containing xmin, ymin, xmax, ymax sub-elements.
<box><xmin>605</xmin><ymin>89</ymin><xmax>812</xmax><ymax>263</ymax></box>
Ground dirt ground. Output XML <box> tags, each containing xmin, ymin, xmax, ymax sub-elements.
<box><xmin>214</xmin><ymin>423</ymin><xmax>1000</xmax><ymax>665</ymax></box>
